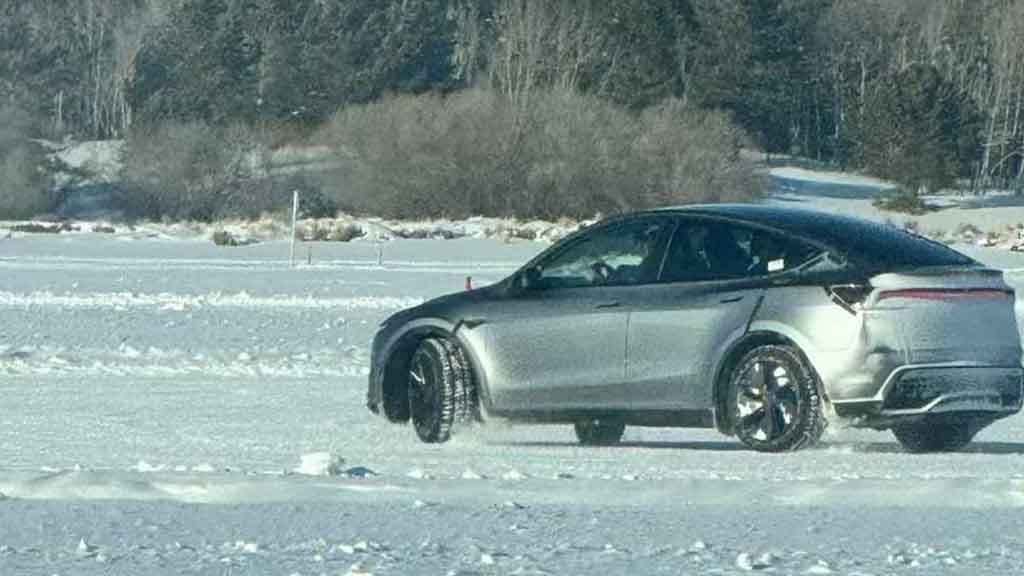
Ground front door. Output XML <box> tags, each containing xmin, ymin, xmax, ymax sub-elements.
<box><xmin>465</xmin><ymin>216</ymin><xmax>673</xmax><ymax>413</ymax></box>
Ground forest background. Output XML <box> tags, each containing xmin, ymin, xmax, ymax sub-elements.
<box><xmin>1</xmin><ymin>0</ymin><xmax>1023</xmax><ymax>221</ymax></box>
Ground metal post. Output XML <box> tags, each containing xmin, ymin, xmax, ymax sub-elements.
<box><xmin>289</xmin><ymin>190</ymin><xmax>299</xmax><ymax>267</ymax></box>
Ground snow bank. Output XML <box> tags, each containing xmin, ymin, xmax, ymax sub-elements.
<box><xmin>51</xmin><ymin>140</ymin><xmax>125</xmax><ymax>187</ymax></box>
<box><xmin>294</xmin><ymin>453</ymin><xmax>346</xmax><ymax>476</ymax></box>
<box><xmin>0</xmin><ymin>290</ymin><xmax>422</xmax><ymax>311</ymax></box>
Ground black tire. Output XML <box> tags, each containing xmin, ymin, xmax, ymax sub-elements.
<box><xmin>407</xmin><ymin>336</ymin><xmax>476</xmax><ymax>443</ymax></box>
<box><xmin>729</xmin><ymin>345</ymin><xmax>825</xmax><ymax>452</ymax></box>
<box><xmin>574</xmin><ymin>418</ymin><xmax>626</xmax><ymax>446</ymax></box>
<box><xmin>892</xmin><ymin>417</ymin><xmax>984</xmax><ymax>453</ymax></box>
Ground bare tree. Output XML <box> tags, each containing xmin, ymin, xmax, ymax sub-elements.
<box><xmin>487</xmin><ymin>0</ymin><xmax>612</xmax><ymax>123</ymax></box>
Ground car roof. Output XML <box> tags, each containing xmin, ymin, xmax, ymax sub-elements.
<box><xmin>654</xmin><ymin>202</ymin><xmax>865</xmax><ymax>231</ymax></box>
<box><xmin>641</xmin><ymin>203</ymin><xmax>975</xmax><ymax>271</ymax></box>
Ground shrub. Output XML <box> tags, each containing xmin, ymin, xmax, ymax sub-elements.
<box><xmin>212</xmin><ymin>229</ymin><xmax>258</xmax><ymax>246</ymax></box>
<box><xmin>212</xmin><ymin>230</ymin><xmax>238</xmax><ymax>246</ymax></box>
<box><xmin>318</xmin><ymin>88</ymin><xmax>762</xmax><ymax>220</ymax></box>
<box><xmin>121</xmin><ymin>121</ymin><xmax>292</xmax><ymax>221</ymax></box>
<box><xmin>0</xmin><ymin>105</ymin><xmax>52</xmax><ymax>219</ymax></box>
<box><xmin>11</xmin><ymin>222</ymin><xmax>78</xmax><ymax>234</ymax></box>
<box><xmin>297</xmin><ymin>220</ymin><xmax>365</xmax><ymax>242</ymax></box>
<box><xmin>955</xmin><ymin>222</ymin><xmax>983</xmax><ymax>238</ymax></box>
<box><xmin>872</xmin><ymin>189</ymin><xmax>930</xmax><ymax>215</ymax></box>
<box><xmin>326</xmin><ymin>221</ymin><xmax>364</xmax><ymax>242</ymax></box>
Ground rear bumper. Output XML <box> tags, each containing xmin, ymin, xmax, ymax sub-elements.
<box><xmin>832</xmin><ymin>364</ymin><xmax>1023</xmax><ymax>423</ymax></box>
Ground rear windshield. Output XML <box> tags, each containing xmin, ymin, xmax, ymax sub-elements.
<box><xmin>832</xmin><ymin>219</ymin><xmax>975</xmax><ymax>270</ymax></box>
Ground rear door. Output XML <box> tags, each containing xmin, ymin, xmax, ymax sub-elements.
<box><xmin>625</xmin><ymin>219</ymin><xmax>822</xmax><ymax>410</ymax></box>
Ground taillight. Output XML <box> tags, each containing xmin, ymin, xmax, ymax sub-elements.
<box><xmin>828</xmin><ymin>284</ymin><xmax>872</xmax><ymax>313</ymax></box>
<box><xmin>876</xmin><ymin>288</ymin><xmax>1014</xmax><ymax>302</ymax></box>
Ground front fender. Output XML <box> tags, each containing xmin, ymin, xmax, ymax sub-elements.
<box><xmin>368</xmin><ymin>317</ymin><xmax>458</xmax><ymax>421</ymax></box>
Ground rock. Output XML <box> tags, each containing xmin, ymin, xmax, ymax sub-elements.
<box><xmin>344</xmin><ymin>466</ymin><xmax>377</xmax><ymax>478</ymax></box>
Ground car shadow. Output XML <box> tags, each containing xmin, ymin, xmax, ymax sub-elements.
<box><xmin>498</xmin><ymin>440</ymin><xmax>750</xmax><ymax>451</ymax></box>
<box><xmin>499</xmin><ymin>440</ymin><xmax>1024</xmax><ymax>455</ymax></box>
<box><xmin>818</xmin><ymin>441</ymin><xmax>1024</xmax><ymax>455</ymax></box>
<box><xmin>959</xmin><ymin>441</ymin><xmax>1024</xmax><ymax>455</ymax></box>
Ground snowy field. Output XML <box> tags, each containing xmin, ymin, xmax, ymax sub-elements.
<box><xmin>4</xmin><ymin>176</ymin><xmax>1024</xmax><ymax>574</ymax></box>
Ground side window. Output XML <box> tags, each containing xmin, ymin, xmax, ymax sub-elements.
<box><xmin>533</xmin><ymin>218</ymin><xmax>672</xmax><ymax>289</ymax></box>
<box><xmin>745</xmin><ymin>228</ymin><xmax>821</xmax><ymax>276</ymax></box>
<box><xmin>659</xmin><ymin>221</ymin><xmax>821</xmax><ymax>283</ymax></box>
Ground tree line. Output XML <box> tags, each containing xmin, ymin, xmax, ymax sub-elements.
<box><xmin>2</xmin><ymin>0</ymin><xmax>1023</xmax><ymax>219</ymax></box>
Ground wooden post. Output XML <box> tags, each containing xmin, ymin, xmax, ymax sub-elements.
<box><xmin>289</xmin><ymin>190</ymin><xmax>299</xmax><ymax>267</ymax></box>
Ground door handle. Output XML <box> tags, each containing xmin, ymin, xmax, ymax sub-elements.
<box><xmin>461</xmin><ymin>318</ymin><xmax>487</xmax><ymax>329</ymax></box>
<box><xmin>595</xmin><ymin>302</ymin><xmax>621</xmax><ymax>309</ymax></box>
<box><xmin>720</xmin><ymin>295</ymin><xmax>744</xmax><ymax>304</ymax></box>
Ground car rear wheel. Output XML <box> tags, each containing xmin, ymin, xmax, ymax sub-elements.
<box><xmin>408</xmin><ymin>336</ymin><xmax>475</xmax><ymax>443</ymax></box>
<box><xmin>891</xmin><ymin>417</ymin><xmax>984</xmax><ymax>453</ymax></box>
<box><xmin>729</xmin><ymin>345</ymin><xmax>825</xmax><ymax>452</ymax></box>
<box><xmin>574</xmin><ymin>418</ymin><xmax>626</xmax><ymax>446</ymax></box>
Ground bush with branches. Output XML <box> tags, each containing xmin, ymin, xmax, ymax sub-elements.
<box><xmin>0</xmin><ymin>105</ymin><xmax>51</xmax><ymax>219</ymax></box>
<box><xmin>318</xmin><ymin>89</ymin><xmax>762</xmax><ymax>220</ymax></box>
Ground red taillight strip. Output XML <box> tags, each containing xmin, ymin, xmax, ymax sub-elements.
<box><xmin>877</xmin><ymin>288</ymin><xmax>1014</xmax><ymax>302</ymax></box>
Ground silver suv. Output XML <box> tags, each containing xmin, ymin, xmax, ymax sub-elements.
<box><xmin>368</xmin><ymin>205</ymin><xmax>1023</xmax><ymax>452</ymax></box>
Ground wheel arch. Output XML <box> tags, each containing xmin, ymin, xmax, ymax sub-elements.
<box><xmin>712</xmin><ymin>329</ymin><xmax>824</xmax><ymax>435</ymax></box>
<box><xmin>379</xmin><ymin>319</ymin><xmax>455</xmax><ymax>423</ymax></box>
<box><xmin>378</xmin><ymin>318</ymin><xmax>487</xmax><ymax>423</ymax></box>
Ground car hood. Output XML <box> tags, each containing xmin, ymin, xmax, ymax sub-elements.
<box><xmin>380</xmin><ymin>282</ymin><xmax>507</xmax><ymax>328</ymax></box>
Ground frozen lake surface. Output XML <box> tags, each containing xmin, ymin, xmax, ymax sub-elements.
<box><xmin>3</xmin><ymin>225</ymin><xmax>1024</xmax><ymax>574</ymax></box>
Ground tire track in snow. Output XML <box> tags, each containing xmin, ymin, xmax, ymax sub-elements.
<box><xmin>0</xmin><ymin>256</ymin><xmax>519</xmax><ymax>274</ymax></box>
<box><xmin>0</xmin><ymin>290</ymin><xmax>423</xmax><ymax>311</ymax></box>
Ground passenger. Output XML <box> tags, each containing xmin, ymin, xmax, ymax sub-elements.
<box><xmin>748</xmin><ymin>233</ymin><xmax>786</xmax><ymax>275</ymax></box>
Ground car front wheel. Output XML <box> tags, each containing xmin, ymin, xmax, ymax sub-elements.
<box><xmin>729</xmin><ymin>345</ymin><xmax>825</xmax><ymax>452</ymax></box>
<box><xmin>407</xmin><ymin>336</ymin><xmax>474</xmax><ymax>443</ymax></box>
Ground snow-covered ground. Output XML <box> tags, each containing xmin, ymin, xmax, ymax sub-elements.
<box><xmin>3</xmin><ymin>174</ymin><xmax>1024</xmax><ymax>574</ymax></box>
<box><xmin>768</xmin><ymin>167</ymin><xmax>1024</xmax><ymax>241</ymax></box>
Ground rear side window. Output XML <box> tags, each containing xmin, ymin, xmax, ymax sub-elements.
<box><xmin>659</xmin><ymin>221</ymin><xmax>822</xmax><ymax>283</ymax></box>
<box><xmin>836</xmin><ymin>221</ymin><xmax>975</xmax><ymax>270</ymax></box>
